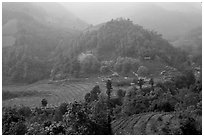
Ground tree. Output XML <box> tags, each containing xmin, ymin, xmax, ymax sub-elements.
<box><xmin>106</xmin><ymin>80</ymin><xmax>113</xmax><ymax>134</ymax></box>
<box><xmin>149</xmin><ymin>78</ymin><xmax>154</xmax><ymax>90</ymax></box>
<box><xmin>63</xmin><ymin>101</ymin><xmax>97</xmax><ymax>135</ymax></box>
<box><xmin>79</xmin><ymin>54</ymin><xmax>100</xmax><ymax>74</ymax></box>
<box><xmin>138</xmin><ymin>78</ymin><xmax>144</xmax><ymax>89</ymax></box>
<box><xmin>114</xmin><ymin>57</ymin><xmax>140</xmax><ymax>74</ymax></box>
<box><xmin>41</xmin><ymin>98</ymin><xmax>48</xmax><ymax>107</ymax></box>
<box><xmin>116</xmin><ymin>89</ymin><xmax>126</xmax><ymax>98</ymax></box>
<box><xmin>183</xmin><ymin>69</ymin><xmax>196</xmax><ymax>89</ymax></box>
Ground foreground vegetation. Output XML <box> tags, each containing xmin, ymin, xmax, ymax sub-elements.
<box><xmin>2</xmin><ymin>70</ymin><xmax>202</xmax><ymax>135</ymax></box>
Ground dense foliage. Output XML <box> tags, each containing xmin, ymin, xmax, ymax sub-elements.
<box><xmin>3</xmin><ymin>69</ymin><xmax>202</xmax><ymax>135</ymax></box>
<box><xmin>3</xmin><ymin>18</ymin><xmax>198</xmax><ymax>84</ymax></box>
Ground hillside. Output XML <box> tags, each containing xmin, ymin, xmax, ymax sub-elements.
<box><xmin>64</xmin><ymin>3</ymin><xmax>201</xmax><ymax>42</ymax></box>
<box><xmin>3</xmin><ymin>8</ymin><xmax>192</xmax><ymax>84</ymax></box>
<box><xmin>2</xmin><ymin>3</ymin><xmax>89</xmax><ymax>83</ymax></box>
<box><xmin>127</xmin><ymin>3</ymin><xmax>201</xmax><ymax>42</ymax></box>
<box><xmin>172</xmin><ymin>26</ymin><xmax>202</xmax><ymax>55</ymax></box>
<box><xmin>112</xmin><ymin>112</ymin><xmax>202</xmax><ymax>135</ymax></box>
<box><xmin>53</xmin><ymin>18</ymin><xmax>188</xmax><ymax>78</ymax></box>
<box><xmin>2</xmin><ymin>2</ymin><xmax>88</xmax><ymax>47</ymax></box>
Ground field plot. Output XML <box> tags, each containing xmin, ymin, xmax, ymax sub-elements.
<box><xmin>111</xmin><ymin>112</ymin><xmax>179</xmax><ymax>135</ymax></box>
<box><xmin>2</xmin><ymin>80</ymin><xmax>106</xmax><ymax>108</ymax></box>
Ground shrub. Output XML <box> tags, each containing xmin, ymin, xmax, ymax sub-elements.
<box><xmin>122</xmin><ymin>94</ymin><xmax>150</xmax><ymax>116</ymax></box>
<box><xmin>79</xmin><ymin>53</ymin><xmax>100</xmax><ymax>74</ymax></box>
<box><xmin>2</xmin><ymin>107</ymin><xmax>27</xmax><ymax>135</ymax></box>
<box><xmin>58</xmin><ymin>102</ymin><xmax>68</xmax><ymax>115</ymax></box>
<box><xmin>63</xmin><ymin>101</ymin><xmax>99</xmax><ymax>135</ymax></box>
<box><xmin>27</xmin><ymin>122</ymin><xmax>47</xmax><ymax>135</ymax></box>
<box><xmin>141</xmin><ymin>86</ymin><xmax>152</xmax><ymax>95</ymax></box>
<box><xmin>17</xmin><ymin>106</ymin><xmax>32</xmax><ymax>118</ymax></box>
<box><xmin>54</xmin><ymin>103</ymin><xmax>68</xmax><ymax>121</ymax></box>
<box><xmin>44</xmin><ymin>121</ymin><xmax>66</xmax><ymax>135</ymax></box>
<box><xmin>150</xmin><ymin>91</ymin><xmax>177</xmax><ymax>112</ymax></box>
<box><xmin>116</xmin><ymin>89</ymin><xmax>126</xmax><ymax>98</ymax></box>
<box><xmin>8</xmin><ymin>121</ymin><xmax>27</xmax><ymax>135</ymax></box>
<box><xmin>175</xmin><ymin>107</ymin><xmax>202</xmax><ymax>135</ymax></box>
<box><xmin>85</xmin><ymin>85</ymin><xmax>101</xmax><ymax>103</ymax></box>
<box><xmin>114</xmin><ymin>57</ymin><xmax>140</xmax><ymax>74</ymax></box>
<box><xmin>41</xmin><ymin>98</ymin><xmax>48</xmax><ymax>107</ymax></box>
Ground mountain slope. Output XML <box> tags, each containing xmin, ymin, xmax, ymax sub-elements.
<box><xmin>127</xmin><ymin>3</ymin><xmax>201</xmax><ymax>41</ymax></box>
<box><xmin>2</xmin><ymin>2</ymin><xmax>88</xmax><ymax>83</ymax></box>
<box><xmin>73</xmin><ymin>19</ymin><xmax>183</xmax><ymax>62</ymax></box>
<box><xmin>53</xmin><ymin>18</ymin><xmax>188</xmax><ymax>78</ymax></box>
<box><xmin>64</xmin><ymin>3</ymin><xmax>201</xmax><ymax>41</ymax></box>
<box><xmin>173</xmin><ymin>26</ymin><xmax>202</xmax><ymax>55</ymax></box>
<box><xmin>2</xmin><ymin>2</ymin><xmax>88</xmax><ymax>47</ymax></box>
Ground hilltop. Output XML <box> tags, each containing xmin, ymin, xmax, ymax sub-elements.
<box><xmin>52</xmin><ymin>18</ymin><xmax>189</xmax><ymax>79</ymax></box>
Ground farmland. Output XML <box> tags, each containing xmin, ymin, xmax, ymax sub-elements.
<box><xmin>3</xmin><ymin>75</ymin><xmax>132</xmax><ymax>108</ymax></box>
<box><xmin>2</xmin><ymin>78</ymin><xmax>107</xmax><ymax>108</ymax></box>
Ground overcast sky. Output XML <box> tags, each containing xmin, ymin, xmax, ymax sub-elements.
<box><xmin>61</xmin><ymin>2</ymin><xmax>202</xmax><ymax>25</ymax></box>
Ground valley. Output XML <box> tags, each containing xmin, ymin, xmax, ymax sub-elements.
<box><xmin>2</xmin><ymin>2</ymin><xmax>202</xmax><ymax>135</ymax></box>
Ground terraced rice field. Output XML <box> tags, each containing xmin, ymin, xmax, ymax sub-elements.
<box><xmin>2</xmin><ymin>79</ymin><xmax>107</xmax><ymax>108</ymax></box>
<box><xmin>111</xmin><ymin>112</ymin><xmax>179</xmax><ymax>135</ymax></box>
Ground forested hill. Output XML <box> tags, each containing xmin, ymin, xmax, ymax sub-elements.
<box><xmin>75</xmin><ymin>18</ymin><xmax>181</xmax><ymax>61</ymax></box>
<box><xmin>53</xmin><ymin>18</ymin><xmax>188</xmax><ymax>74</ymax></box>
<box><xmin>2</xmin><ymin>2</ymin><xmax>88</xmax><ymax>83</ymax></box>
<box><xmin>172</xmin><ymin>26</ymin><xmax>202</xmax><ymax>65</ymax></box>
<box><xmin>3</xmin><ymin>14</ymin><xmax>191</xmax><ymax>84</ymax></box>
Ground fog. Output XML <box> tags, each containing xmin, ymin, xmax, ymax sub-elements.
<box><xmin>61</xmin><ymin>2</ymin><xmax>201</xmax><ymax>25</ymax></box>
<box><xmin>2</xmin><ymin>3</ymin><xmax>202</xmax><ymax>135</ymax></box>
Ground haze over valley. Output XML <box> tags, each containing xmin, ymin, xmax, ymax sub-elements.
<box><xmin>2</xmin><ymin>2</ymin><xmax>202</xmax><ymax>135</ymax></box>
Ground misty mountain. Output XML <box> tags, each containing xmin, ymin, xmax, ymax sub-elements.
<box><xmin>63</xmin><ymin>3</ymin><xmax>201</xmax><ymax>42</ymax></box>
<box><xmin>2</xmin><ymin>2</ymin><xmax>88</xmax><ymax>83</ymax></box>
<box><xmin>127</xmin><ymin>3</ymin><xmax>201</xmax><ymax>42</ymax></box>
<box><xmin>52</xmin><ymin>19</ymin><xmax>188</xmax><ymax>78</ymax></box>
<box><xmin>2</xmin><ymin>2</ymin><xmax>88</xmax><ymax>47</ymax></box>
<box><xmin>2</xmin><ymin>3</ymin><xmax>200</xmax><ymax>84</ymax></box>
<box><xmin>173</xmin><ymin>26</ymin><xmax>202</xmax><ymax>55</ymax></box>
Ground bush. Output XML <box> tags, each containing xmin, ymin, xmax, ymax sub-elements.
<box><xmin>175</xmin><ymin>107</ymin><xmax>202</xmax><ymax>135</ymax></box>
<box><xmin>116</xmin><ymin>89</ymin><xmax>126</xmax><ymax>98</ymax></box>
<box><xmin>27</xmin><ymin>122</ymin><xmax>47</xmax><ymax>135</ymax></box>
<box><xmin>17</xmin><ymin>106</ymin><xmax>32</xmax><ymax>118</ymax></box>
<box><xmin>2</xmin><ymin>107</ymin><xmax>27</xmax><ymax>135</ymax></box>
<box><xmin>41</xmin><ymin>98</ymin><xmax>48</xmax><ymax>107</ymax></box>
<box><xmin>150</xmin><ymin>90</ymin><xmax>177</xmax><ymax>112</ymax></box>
<box><xmin>54</xmin><ymin>103</ymin><xmax>68</xmax><ymax>121</ymax></box>
<box><xmin>85</xmin><ymin>85</ymin><xmax>101</xmax><ymax>103</ymax></box>
<box><xmin>44</xmin><ymin>122</ymin><xmax>66</xmax><ymax>135</ymax></box>
<box><xmin>8</xmin><ymin>121</ymin><xmax>27</xmax><ymax>135</ymax></box>
<box><xmin>63</xmin><ymin>101</ymin><xmax>99</xmax><ymax>135</ymax></box>
<box><xmin>114</xmin><ymin>57</ymin><xmax>140</xmax><ymax>74</ymax></box>
<box><xmin>58</xmin><ymin>103</ymin><xmax>68</xmax><ymax>115</ymax></box>
<box><xmin>79</xmin><ymin>53</ymin><xmax>100</xmax><ymax>74</ymax></box>
<box><xmin>122</xmin><ymin>94</ymin><xmax>150</xmax><ymax>116</ymax></box>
